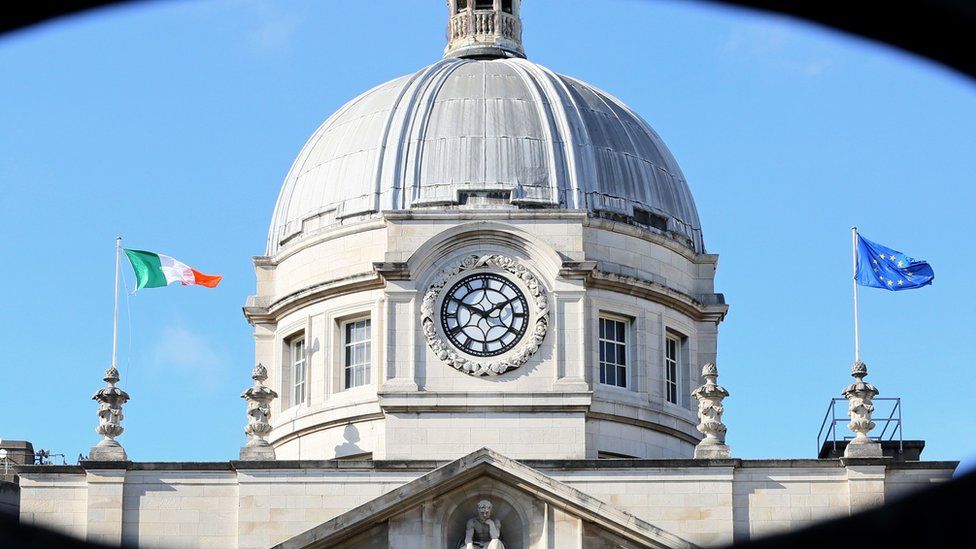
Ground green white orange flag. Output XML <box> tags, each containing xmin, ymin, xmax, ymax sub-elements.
<box><xmin>123</xmin><ymin>249</ymin><xmax>222</xmax><ymax>290</ymax></box>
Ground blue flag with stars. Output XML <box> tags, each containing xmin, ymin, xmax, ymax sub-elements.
<box><xmin>855</xmin><ymin>234</ymin><xmax>934</xmax><ymax>291</ymax></box>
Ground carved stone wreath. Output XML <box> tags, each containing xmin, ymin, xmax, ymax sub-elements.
<box><xmin>421</xmin><ymin>254</ymin><xmax>549</xmax><ymax>376</ymax></box>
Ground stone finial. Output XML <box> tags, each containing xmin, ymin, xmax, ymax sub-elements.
<box><xmin>842</xmin><ymin>360</ymin><xmax>882</xmax><ymax>457</ymax></box>
<box><xmin>89</xmin><ymin>365</ymin><xmax>130</xmax><ymax>461</ymax></box>
<box><xmin>445</xmin><ymin>0</ymin><xmax>525</xmax><ymax>59</ymax></box>
<box><xmin>240</xmin><ymin>363</ymin><xmax>278</xmax><ymax>460</ymax></box>
<box><xmin>692</xmin><ymin>362</ymin><xmax>731</xmax><ymax>459</ymax></box>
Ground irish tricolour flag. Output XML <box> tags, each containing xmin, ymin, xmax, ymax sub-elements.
<box><xmin>123</xmin><ymin>249</ymin><xmax>222</xmax><ymax>290</ymax></box>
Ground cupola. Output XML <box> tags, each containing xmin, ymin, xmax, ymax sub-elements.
<box><xmin>445</xmin><ymin>0</ymin><xmax>524</xmax><ymax>59</ymax></box>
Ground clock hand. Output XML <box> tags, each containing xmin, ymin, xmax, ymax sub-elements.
<box><xmin>485</xmin><ymin>301</ymin><xmax>511</xmax><ymax>316</ymax></box>
<box><xmin>455</xmin><ymin>300</ymin><xmax>487</xmax><ymax>318</ymax></box>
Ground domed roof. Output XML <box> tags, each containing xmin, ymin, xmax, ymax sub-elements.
<box><xmin>267</xmin><ymin>57</ymin><xmax>703</xmax><ymax>255</ymax></box>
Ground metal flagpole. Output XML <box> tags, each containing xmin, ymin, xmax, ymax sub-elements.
<box><xmin>112</xmin><ymin>236</ymin><xmax>121</xmax><ymax>369</ymax></box>
<box><xmin>851</xmin><ymin>227</ymin><xmax>860</xmax><ymax>363</ymax></box>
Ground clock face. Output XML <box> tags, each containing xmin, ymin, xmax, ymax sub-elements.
<box><xmin>440</xmin><ymin>273</ymin><xmax>529</xmax><ymax>357</ymax></box>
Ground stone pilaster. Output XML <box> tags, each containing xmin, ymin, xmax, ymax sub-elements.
<box><xmin>693</xmin><ymin>362</ymin><xmax>731</xmax><ymax>459</ymax></box>
<box><xmin>85</xmin><ymin>469</ymin><xmax>125</xmax><ymax>545</ymax></box>
<box><xmin>240</xmin><ymin>363</ymin><xmax>278</xmax><ymax>460</ymax></box>
<box><xmin>89</xmin><ymin>366</ymin><xmax>129</xmax><ymax>461</ymax></box>
<box><xmin>842</xmin><ymin>360</ymin><xmax>882</xmax><ymax>458</ymax></box>
<box><xmin>845</xmin><ymin>464</ymin><xmax>887</xmax><ymax>513</ymax></box>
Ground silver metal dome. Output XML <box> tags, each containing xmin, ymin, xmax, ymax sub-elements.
<box><xmin>267</xmin><ymin>57</ymin><xmax>703</xmax><ymax>255</ymax></box>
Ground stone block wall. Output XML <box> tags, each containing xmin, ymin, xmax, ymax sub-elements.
<box><xmin>255</xmin><ymin>215</ymin><xmax>720</xmax><ymax>461</ymax></box>
<box><xmin>15</xmin><ymin>458</ymin><xmax>955</xmax><ymax>549</ymax></box>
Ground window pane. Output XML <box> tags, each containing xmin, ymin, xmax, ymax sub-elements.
<box><xmin>291</xmin><ymin>338</ymin><xmax>305</xmax><ymax>405</ymax></box>
<box><xmin>343</xmin><ymin>318</ymin><xmax>371</xmax><ymax>389</ymax></box>
<box><xmin>599</xmin><ymin>317</ymin><xmax>629</xmax><ymax>388</ymax></box>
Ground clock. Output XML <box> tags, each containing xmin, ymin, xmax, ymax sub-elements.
<box><xmin>420</xmin><ymin>253</ymin><xmax>549</xmax><ymax>376</ymax></box>
<box><xmin>440</xmin><ymin>273</ymin><xmax>529</xmax><ymax>357</ymax></box>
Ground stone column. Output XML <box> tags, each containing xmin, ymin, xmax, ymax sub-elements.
<box><xmin>692</xmin><ymin>362</ymin><xmax>731</xmax><ymax>459</ymax></box>
<box><xmin>842</xmin><ymin>360</ymin><xmax>882</xmax><ymax>458</ymax></box>
<box><xmin>89</xmin><ymin>366</ymin><xmax>130</xmax><ymax>461</ymax></box>
<box><xmin>240</xmin><ymin>363</ymin><xmax>278</xmax><ymax>460</ymax></box>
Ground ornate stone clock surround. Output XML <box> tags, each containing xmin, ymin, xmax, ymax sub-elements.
<box><xmin>420</xmin><ymin>254</ymin><xmax>549</xmax><ymax>376</ymax></box>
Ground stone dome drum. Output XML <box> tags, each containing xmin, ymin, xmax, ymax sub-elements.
<box><xmin>267</xmin><ymin>56</ymin><xmax>704</xmax><ymax>255</ymax></box>
<box><xmin>246</xmin><ymin>0</ymin><xmax>731</xmax><ymax>464</ymax></box>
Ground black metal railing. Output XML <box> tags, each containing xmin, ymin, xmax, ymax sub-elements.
<box><xmin>817</xmin><ymin>397</ymin><xmax>903</xmax><ymax>456</ymax></box>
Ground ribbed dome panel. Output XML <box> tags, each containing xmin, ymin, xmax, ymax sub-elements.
<box><xmin>267</xmin><ymin>58</ymin><xmax>703</xmax><ymax>255</ymax></box>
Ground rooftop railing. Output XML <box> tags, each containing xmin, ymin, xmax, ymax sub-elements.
<box><xmin>449</xmin><ymin>10</ymin><xmax>521</xmax><ymax>44</ymax></box>
<box><xmin>817</xmin><ymin>397</ymin><xmax>903</xmax><ymax>456</ymax></box>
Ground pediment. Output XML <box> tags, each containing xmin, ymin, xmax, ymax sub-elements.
<box><xmin>273</xmin><ymin>448</ymin><xmax>697</xmax><ymax>549</ymax></box>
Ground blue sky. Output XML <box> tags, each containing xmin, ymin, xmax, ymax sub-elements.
<box><xmin>1</xmin><ymin>0</ymin><xmax>973</xmax><ymax>469</ymax></box>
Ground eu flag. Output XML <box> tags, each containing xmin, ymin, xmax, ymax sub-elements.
<box><xmin>855</xmin><ymin>234</ymin><xmax>934</xmax><ymax>291</ymax></box>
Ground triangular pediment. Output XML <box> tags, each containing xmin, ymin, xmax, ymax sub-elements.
<box><xmin>273</xmin><ymin>448</ymin><xmax>698</xmax><ymax>549</ymax></box>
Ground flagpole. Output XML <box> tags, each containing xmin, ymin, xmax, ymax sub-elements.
<box><xmin>851</xmin><ymin>227</ymin><xmax>860</xmax><ymax>363</ymax></box>
<box><xmin>112</xmin><ymin>236</ymin><xmax>121</xmax><ymax>369</ymax></box>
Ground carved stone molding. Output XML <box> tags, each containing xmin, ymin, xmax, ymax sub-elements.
<box><xmin>420</xmin><ymin>254</ymin><xmax>548</xmax><ymax>376</ymax></box>
<box><xmin>842</xmin><ymin>360</ymin><xmax>882</xmax><ymax>458</ymax></box>
<box><xmin>89</xmin><ymin>366</ymin><xmax>130</xmax><ymax>461</ymax></box>
<box><xmin>692</xmin><ymin>362</ymin><xmax>731</xmax><ymax>459</ymax></box>
<box><xmin>240</xmin><ymin>363</ymin><xmax>279</xmax><ymax>460</ymax></box>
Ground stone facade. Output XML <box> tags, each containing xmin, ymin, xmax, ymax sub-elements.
<box><xmin>247</xmin><ymin>213</ymin><xmax>725</xmax><ymax>463</ymax></box>
<box><xmin>16</xmin><ymin>451</ymin><xmax>956</xmax><ymax>548</ymax></box>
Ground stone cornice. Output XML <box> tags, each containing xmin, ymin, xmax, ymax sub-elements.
<box><xmin>244</xmin><ymin>262</ymin><xmax>728</xmax><ymax>325</ymax></box>
<box><xmin>243</xmin><ymin>271</ymin><xmax>385</xmax><ymax>325</ymax></box>
<box><xmin>559</xmin><ymin>262</ymin><xmax>728</xmax><ymax>323</ymax></box>
<box><xmin>381</xmin><ymin>209</ymin><xmax>590</xmax><ymax>222</ymax></box>
<box><xmin>582</xmin><ymin>216</ymin><xmax>716</xmax><ymax>264</ymax></box>
<box><xmin>15</xmin><ymin>458</ymin><xmax>958</xmax><ymax>474</ymax></box>
<box><xmin>378</xmin><ymin>391</ymin><xmax>592</xmax><ymax>413</ymax></box>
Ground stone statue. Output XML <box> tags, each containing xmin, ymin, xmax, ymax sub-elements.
<box><xmin>240</xmin><ymin>363</ymin><xmax>278</xmax><ymax>460</ymax></box>
<box><xmin>842</xmin><ymin>360</ymin><xmax>882</xmax><ymax>457</ymax></box>
<box><xmin>692</xmin><ymin>362</ymin><xmax>731</xmax><ymax>459</ymax></box>
<box><xmin>89</xmin><ymin>365</ymin><xmax>130</xmax><ymax>461</ymax></box>
<box><xmin>460</xmin><ymin>499</ymin><xmax>505</xmax><ymax>549</ymax></box>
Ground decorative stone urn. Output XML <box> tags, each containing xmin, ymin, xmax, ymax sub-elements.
<box><xmin>240</xmin><ymin>363</ymin><xmax>278</xmax><ymax>460</ymax></box>
<box><xmin>842</xmin><ymin>360</ymin><xmax>882</xmax><ymax>458</ymax></box>
<box><xmin>89</xmin><ymin>366</ymin><xmax>130</xmax><ymax>461</ymax></box>
<box><xmin>692</xmin><ymin>363</ymin><xmax>731</xmax><ymax>459</ymax></box>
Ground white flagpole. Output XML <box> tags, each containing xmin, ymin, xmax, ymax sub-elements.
<box><xmin>112</xmin><ymin>236</ymin><xmax>121</xmax><ymax>369</ymax></box>
<box><xmin>851</xmin><ymin>227</ymin><xmax>860</xmax><ymax>363</ymax></box>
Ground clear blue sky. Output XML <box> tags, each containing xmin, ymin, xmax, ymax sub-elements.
<box><xmin>2</xmin><ymin>0</ymin><xmax>973</xmax><ymax>469</ymax></box>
